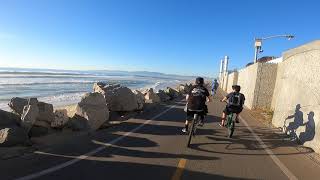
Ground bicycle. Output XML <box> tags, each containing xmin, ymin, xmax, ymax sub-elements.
<box><xmin>187</xmin><ymin>110</ymin><xmax>203</xmax><ymax>147</ymax></box>
<box><xmin>226</xmin><ymin>112</ymin><xmax>237</xmax><ymax>138</ymax></box>
<box><xmin>221</xmin><ymin>101</ymin><xmax>237</xmax><ymax>138</ymax></box>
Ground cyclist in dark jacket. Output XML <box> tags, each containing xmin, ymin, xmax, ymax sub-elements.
<box><xmin>182</xmin><ymin>77</ymin><xmax>211</xmax><ymax>133</ymax></box>
<box><xmin>219</xmin><ymin>85</ymin><xmax>245</xmax><ymax>127</ymax></box>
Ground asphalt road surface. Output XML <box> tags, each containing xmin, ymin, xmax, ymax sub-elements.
<box><xmin>1</xmin><ymin>92</ymin><xmax>320</xmax><ymax>180</ymax></box>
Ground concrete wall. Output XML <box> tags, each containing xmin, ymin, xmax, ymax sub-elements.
<box><xmin>255</xmin><ymin>63</ymin><xmax>278</xmax><ymax>109</ymax></box>
<box><xmin>237</xmin><ymin>63</ymin><xmax>259</xmax><ymax>109</ymax></box>
<box><xmin>226</xmin><ymin>72</ymin><xmax>239</xmax><ymax>93</ymax></box>
<box><xmin>233</xmin><ymin>62</ymin><xmax>277</xmax><ymax>110</ymax></box>
<box><xmin>271</xmin><ymin>40</ymin><xmax>320</xmax><ymax>153</ymax></box>
<box><xmin>222</xmin><ymin>73</ymin><xmax>228</xmax><ymax>91</ymax></box>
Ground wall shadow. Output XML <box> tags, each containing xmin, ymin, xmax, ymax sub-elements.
<box><xmin>299</xmin><ymin>111</ymin><xmax>315</xmax><ymax>144</ymax></box>
<box><xmin>284</xmin><ymin>104</ymin><xmax>316</xmax><ymax>144</ymax></box>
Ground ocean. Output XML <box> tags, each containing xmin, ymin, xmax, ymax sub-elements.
<box><xmin>0</xmin><ymin>68</ymin><xmax>192</xmax><ymax>110</ymax></box>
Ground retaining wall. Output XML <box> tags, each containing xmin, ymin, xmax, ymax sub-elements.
<box><xmin>271</xmin><ymin>40</ymin><xmax>320</xmax><ymax>153</ymax></box>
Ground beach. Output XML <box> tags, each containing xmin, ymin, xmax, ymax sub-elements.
<box><xmin>0</xmin><ymin>68</ymin><xmax>193</xmax><ymax>110</ymax></box>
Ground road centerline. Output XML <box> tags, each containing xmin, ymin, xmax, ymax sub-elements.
<box><xmin>171</xmin><ymin>158</ymin><xmax>187</xmax><ymax>180</ymax></box>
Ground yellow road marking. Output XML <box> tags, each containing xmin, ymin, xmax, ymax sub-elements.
<box><xmin>171</xmin><ymin>158</ymin><xmax>187</xmax><ymax>180</ymax></box>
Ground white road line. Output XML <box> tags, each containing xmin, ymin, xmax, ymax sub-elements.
<box><xmin>15</xmin><ymin>104</ymin><xmax>177</xmax><ymax>180</ymax></box>
<box><xmin>239</xmin><ymin>116</ymin><xmax>298</xmax><ymax>180</ymax></box>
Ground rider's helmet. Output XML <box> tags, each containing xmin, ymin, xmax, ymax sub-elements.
<box><xmin>195</xmin><ymin>77</ymin><xmax>204</xmax><ymax>85</ymax></box>
<box><xmin>232</xmin><ymin>85</ymin><xmax>241</xmax><ymax>92</ymax></box>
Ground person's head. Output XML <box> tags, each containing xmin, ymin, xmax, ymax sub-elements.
<box><xmin>232</xmin><ymin>85</ymin><xmax>241</xmax><ymax>92</ymax></box>
<box><xmin>214</xmin><ymin>79</ymin><xmax>217</xmax><ymax>82</ymax></box>
<box><xmin>195</xmin><ymin>77</ymin><xmax>204</xmax><ymax>86</ymax></box>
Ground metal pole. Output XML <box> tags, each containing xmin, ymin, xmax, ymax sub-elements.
<box><xmin>219</xmin><ymin>59</ymin><xmax>223</xmax><ymax>83</ymax></box>
<box><xmin>254</xmin><ymin>46</ymin><xmax>258</xmax><ymax>63</ymax></box>
<box><xmin>223</xmin><ymin>56</ymin><xmax>229</xmax><ymax>91</ymax></box>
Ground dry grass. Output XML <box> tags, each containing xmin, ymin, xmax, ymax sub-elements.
<box><xmin>250</xmin><ymin>108</ymin><xmax>274</xmax><ymax>126</ymax></box>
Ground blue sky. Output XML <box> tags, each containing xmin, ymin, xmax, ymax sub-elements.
<box><xmin>0</xmin><ymin>0</ymin><xmax>319</xmax><ymax>77</ymax></box>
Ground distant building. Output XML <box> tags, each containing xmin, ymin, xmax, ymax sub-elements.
<box><xmin>246</xmin><ymin>56</ymin><xmax>282</xmax><ymax>67</ymax></box>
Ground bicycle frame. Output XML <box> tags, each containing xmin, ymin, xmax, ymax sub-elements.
<box><xmin>187</xmin><ymin>111</ymin><xmax>202</xmax><ymax>147</ymax></box>
<box><xmin>226</xmin><ymin>112</ymin><xmax>237</xmax><ymax>138</ymax></box>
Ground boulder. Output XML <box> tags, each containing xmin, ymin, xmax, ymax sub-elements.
<box><xmin>51</xmin><ymin>109</ymin><xmax>69</xmax><ymax>128</ymax></box>
<box><xmin>37</xmin><ymin>102</ymin><xmax>54</xmax><ymax>124</ymax></box>
<box><xmin>157</xmin><ymin>90</ymin><xmax>170</xmax><ymax>102</ymax></box>
<box><xmin>67</xmin><ymin>116</ymin><xmax>90</xmax><ymax>131</ymax></box>
<box><xmin>21</xmin><ymin>104</ymin><xmax>39</xmax><ymax>133</ymax></box>
<box><xmin>108</xmin><ymin>111</ymin><xmax>123</xmax><ymax>121</ymax></box>
<box><xmin>74</xmin><ymin>92</ymin><xmax>109</xmax><ymax>131</ymax></box>
<box><xmin>144</xmin><ymin>88</ymin><xmax>161</xmax><ymax>103</ymax></box>
<box><xmin>184</xmin><ymin>83</ymin><xmax>193</xmax><ymax>93</ymax></box>
<box><xmin>29</xmin><ymin>126</ymin><xmax>49</xmax><ymax>137</ymax></box>
<box><xmin>0</xmin><ymin>127</ymin><xmax>29</xmax><ymax>147</ymax></box>
<box><xmin>15</xmin><ymin>98</ymin><xmax>55</xmax><ymax>132</ymax></box>
<box><xmin>93</xmin><ymin>83</ymin><xmax>139</xmax><ymax>112</ymax></box>
<box><xmin>8</xmin><ymin>97</ymin><xmax>29</xmax><ymax>115</ymax></box>
<box><xmin>132</xmin><ymin>90</ymin><xmax>145</xmax><ymax>110</ymax></box>
<box><xmin>0</xmin><ymin>109</ymin><xmax>20</xmax><ymax>128</ymax></box>
<box><xmin>165</xmin><ymin>87</ymin><xmax>180</xmax><ymax>99</ymax></box>
<box><xmin>177</xmin><ymin>84</ymin><xmax>187</xmax><ymax>94</ymax></box>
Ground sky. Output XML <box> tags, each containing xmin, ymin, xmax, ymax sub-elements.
<box><xmin>0</xmin><ymin>0</ymin><xmax>319</xmax><ymax>77</ymax></box>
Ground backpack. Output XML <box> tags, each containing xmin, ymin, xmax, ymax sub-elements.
<box><xmin>228</xmin><ymin>92</ymin><xmax>241</xmax><ymax>107</ymax></box>
<box><xmin>187</xmin><ymin>86</ymin><xmax>207</xmax><ymax>110</ymax></box>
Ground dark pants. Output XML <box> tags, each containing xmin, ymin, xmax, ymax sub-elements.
<box><xmin>186</xmin><ymin>105</ymin><xmax>208</xmax><ymax>121</ymax></box>
<box><xmin>223</xmin><ymin>106</ymin><xmax>243</xmax><ymax>115</ymax></box>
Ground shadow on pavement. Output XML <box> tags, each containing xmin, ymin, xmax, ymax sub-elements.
<box><xmin>37</xmin><ymin>159</ymin><xmax>254</xmax><ymax>180</ymax></box>
<box><xmin>118</xmin><ymin>121</ymin><xmax>219</xmax><ymax>136</ymax></box>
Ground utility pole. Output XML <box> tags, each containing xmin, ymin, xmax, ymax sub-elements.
<box><xmin>219</xmin><ymin>59</ymin><xmax>224</xmax><ymax>83</ymax></box>
<box><xmin>253</xmin><ymin>34</ymin><xmax>294</xmax><ymax>63</ymax></box>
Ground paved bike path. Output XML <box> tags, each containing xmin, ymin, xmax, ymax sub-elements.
<box><xmin>0</xmin><ymin>94</ymin><xmax>320</xmax><ymax>179</ymax></box>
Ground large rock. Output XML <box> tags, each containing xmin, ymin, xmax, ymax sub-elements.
<box><xmin>74</xmin><ymin>92</ymin><xmax>109</xmax><ymax>131</ymax></box>
<box><xmin>165</xmin><ymin>87</ymin><xmax>180</xmax><ymax>99</ymax></box>
<box><xmin>144</xmin><ymin>88</ymin><xmax>161</xmax><ymax>103</ymax></box>
<box><xmin>157</xmin><ymin>90</ymin><xmax>170</xmax><ymax>102</ymax></box>
<box><xmin>177</xmin><ymin>84</ymin><xmax>187</xmax><ymax>94</ymax></box>
<box><xmin>8</xmin><ymin>97</ymin><xmax>29</xmax><ymax>115</ymax></box>
<box><xmin>132</xmin><ymin>90</ymin><xmax>145</xmax><ymax>110</ymax></box>
<box><xmin>51</xmin><ymin>109</ymin><xmax>70</xmax><ymax>129</ymax></box>
<box><xmin>0</xmin><ymin>127</ymin><xmax>29</xmax><ymax>147</ymax></box>
<box><xmin>185</xmin><ymin>83</ymin><xmax>193</xmax><ymax>93</ymax></box>
<box><xmin>29</xmin><ymin>126</ymin><xmax>49</xmax><ymax>137</ymax></box>
<box><xmin>21</xmin><ymin>104</ymin><xmax>39</xmax><ymax>133</ymax></box>
<box><xmin>37</xmin><ymin>102</ymin><xmax>54</xmax><ymax>124</ymax></box>
<box><xmin>93</xmin><ymin>83</ymin><xmax>139</xmax><ymax>111</ymax></box>
<box><xmin>20</xmin><ymin>101</ymin><xmax>53</xmax><ymax>136</ymax></box>
<box><xmin>0</xmin><ymin>109</ymin><xmax>20</xmax><ymax>128</ymax></box>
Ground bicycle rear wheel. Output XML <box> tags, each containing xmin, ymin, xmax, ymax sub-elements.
<box><xmin>227</xmin><ymin>114</ymin><xmax>235</xmax><ymax>138</ymax></box>
<box><xmin>187</xmin><ymin>114</ymin><xmax>198</xmax><ymax>147</ymax></box>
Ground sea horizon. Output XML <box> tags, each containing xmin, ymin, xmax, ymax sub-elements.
<box><xmin>0</xmin><ymin>67</ymin><xmax>199</xmax><ymax>110</ymax></box>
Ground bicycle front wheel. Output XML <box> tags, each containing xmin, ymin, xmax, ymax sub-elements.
<box><xmin>187</xmin><ymin>114</ymin><xmax>198</xmax><ymax>147</ymax></box>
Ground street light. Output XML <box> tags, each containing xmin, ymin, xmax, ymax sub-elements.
<box><xmin>254</xmin><ymin>34</ymin><xmax>294</xmax><ymax>63</ymax></box>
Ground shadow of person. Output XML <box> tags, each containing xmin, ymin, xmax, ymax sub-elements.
<box><xmin>299</xmin><ymin>111</ymin><xmax>315</xmax><ymax>144</ymax></box>
<box><xmin>285</xmin><ymin>104</ymin><xmax>303</xmax><ymax>140</ymax></box>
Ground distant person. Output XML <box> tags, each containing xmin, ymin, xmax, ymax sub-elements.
<box><xmin>219</xmin><ymin>85</ymin><xmax>245</xmax><ymax>127</ymax></box>
<box><xmin>182</xmin><ymin>77</ymin><xmax>211</xmax><ymax>133</ymax></box>
<box><xmin>212</xmin><ymin>79</ymin><xmax>219</xmax><ymax>96</ymax></box>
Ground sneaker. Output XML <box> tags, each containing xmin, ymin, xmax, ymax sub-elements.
<box><xmin>219</xmin><ymin>123</ymin><xmax>224</xmax><ymax>127</ymax></box>
<box><xmin>182</xmin><ymin>128</ymin><xmax>187</xmax><ymax>133</ymax></box>
<box><xmin>198</xmin><ymin>121</ymin><xmax>204</xmax><ymax>127</ymax></box>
